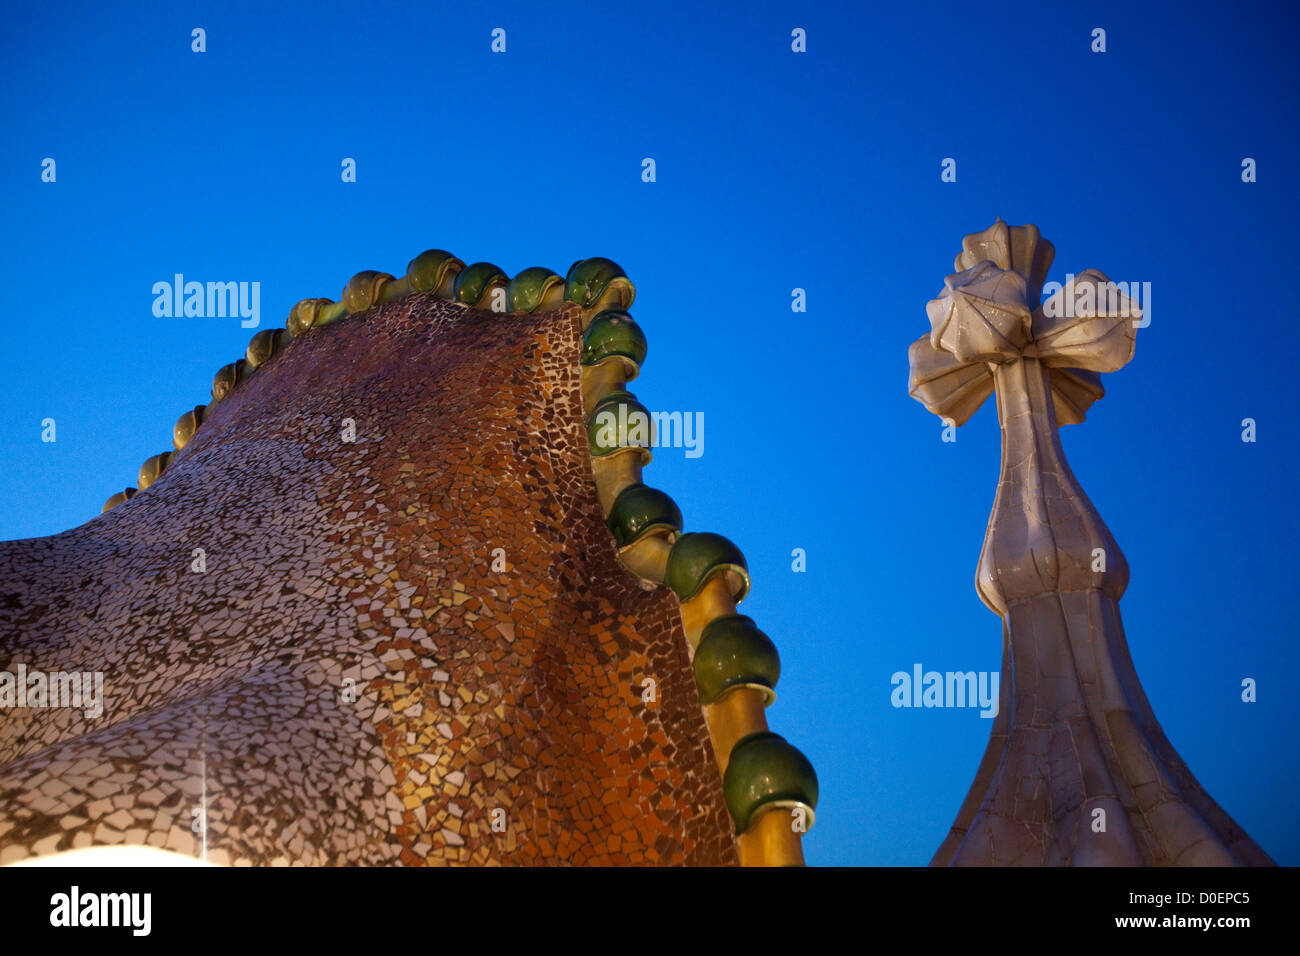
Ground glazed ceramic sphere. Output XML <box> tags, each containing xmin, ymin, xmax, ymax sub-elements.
<box><xmin>137</xmin><ymin>451</ymin><xmax>173</xmax><ymax>492</ymax></box>
<box><xmin>341</xmin><ymin>270</ymin><xmax>395</xmax><ymax>314</ymax></box>
<box><xmin>585</xmin><ymin>389</ymin><xmax>654</xmax><ymax>461</ymax></box>
<box><xmin>287</xmin><ymin>297</ymin><xmax>334</xmax><ymax>337</ymax></box>
<box><xmin>606</xmin><ymin>483</ymin><xmax>682</xmax><ymax>547</ymax></box>
<box><xmin>211</xmin><ymin>359</ymin><xmax>249</xmax><ymax>401</ymax></box>
<box><xmin>564</xmin><ymin>257</ymin><xmax>635</xmax><ymax>310</ymax></box>
<box><xmin>405</xmin><ymin>250</ymin><xmax>464</xmax><ymax>297</ymax></box>
<box><xmin>581</xmin><ymin>310</ymin><xmax>647</xmax><ymax>372</ymax></box>
<box><xmin>453</xmin><ymin>262</ymin><xmax>508</xmax><ymax>307</ymax></box>
<box><xmin>172</xmin><ymin>405</ymin><xmax>207</xmax><ymax>451</ymax></box>
<box><xmin>665</xmin><ymin>531</ymin><xmax>751</xmax><ymax>603</ymax></box>
<box><xmin>722</xmin><ymin>731</ymin><xmax>818</xmax><ymax>833</ymax></box>
<box><xmin>101</xmin><ymin>488</ymin><xmax>137</xmax><ymax>513</ymax></box>
<box><xmin>693</xmin><ymin>614</ymin><xmax>780</xmax><ymax>706</ymax></box>
<box><xmin>506</xmin><ymin>267</ymin><xmax>565</xmax><ymax>313</ymax></box>
<box><xmin>245</xmin><ymin>328</ymin><xmax>289</xmax><ymax>369</ymax></box>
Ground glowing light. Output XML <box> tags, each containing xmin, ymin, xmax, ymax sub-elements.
<box><xmin>7</xmin><ymin>846</ymin><xmax>215</xmax><ymax>867</ymax></box>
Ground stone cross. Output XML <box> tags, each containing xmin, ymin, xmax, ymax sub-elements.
<box><xmin>908</xmin><ymin>219</ymin><xmax>1272</xmax><ymax>866</ymax></box>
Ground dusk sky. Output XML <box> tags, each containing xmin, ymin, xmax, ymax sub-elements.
<box><xmin>2</xmin><ymin>0</ymin><xmax>1296</xmax><ymax>865</ymax></box>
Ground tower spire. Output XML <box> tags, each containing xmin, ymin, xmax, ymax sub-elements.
<box><xmin>909</xmin><ymin>220</ymin><xmax>1272</xmax><ymax>866</ymax></box>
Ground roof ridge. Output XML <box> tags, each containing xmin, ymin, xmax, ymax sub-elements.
<box><xmin>576</xmin><ymin>271</ymin><xmax>818</xmax><ymax>866</ymax></box>
<box><xmin>101</xmin><ymin>251</ymin><xmax>605</xmax><ymax>512</ymax></box>
<box><xmin>100</xmin><ymin>247</ymin><xmax>819</xmax><ymax>866</ymax></box>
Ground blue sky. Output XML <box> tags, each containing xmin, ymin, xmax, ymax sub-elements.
<box><xmin>2</xmin><ymin>0</ymin><xmax>1296</xmax><ymax>865</ymax></box>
